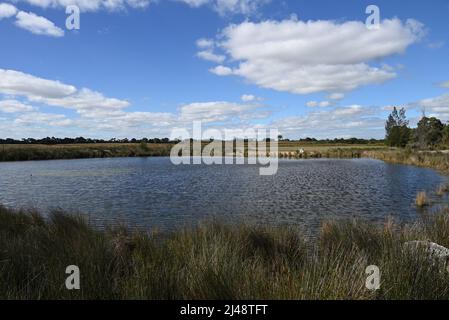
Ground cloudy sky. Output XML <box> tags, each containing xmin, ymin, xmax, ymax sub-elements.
<box><xmin>0</xmin><ymin>0</ymin><xmax>448</xmax><ymax>139</ymax></box>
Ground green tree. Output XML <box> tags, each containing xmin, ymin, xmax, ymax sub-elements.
<box><xmin>415</xmin><ymin>117</ymin><xmax>444</xmax><ymax>149</ymax></box>
<box><xmin>442</xmin><ymin>124</ymin><xmax>449</xmax><ymax>146</ymax></box>
<box><xmin>385</xmin><ymin>107</ymin><xmax>410</xmax><ymax>147</ymax></box>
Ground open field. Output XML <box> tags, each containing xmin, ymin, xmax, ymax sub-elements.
<box><xmin>4</xmin><ymin>142</ymin><xmax>449</xmax><ymax>183</ymax></box>
<box><xmin>0</xmin><ymin>142</ymin><xmax>387</xmax><ymax>162</ymax></box>
<box><xmin>1</xmin><ymin>205</ymin><xmax>449</xmax><ymax>300</ymax></box>
<box><xmin>0</xmin><ymin>143</ymin><xmax>173</xmax><ymax>162</ymax></box>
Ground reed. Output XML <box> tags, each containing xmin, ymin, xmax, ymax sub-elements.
<box><xmin>415</xmin><ymin>192</ymin><xmax>429</xmax><ymax>207</ymax></box>
<box><xmin>1</xmin><ymin>205</ymin><xmax>449</xmax><ymax>300</ymax></box>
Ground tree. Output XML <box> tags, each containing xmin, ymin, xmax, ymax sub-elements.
<box><xmin>442</xmin><ymin>124</ymin><xmax>449</xmax><ymax>146</ymax></box>
<box><xmin>414</xmin><ymin>117</ymin><xmax>444</xmax><ymax>149</ymax></box>
<box><xmin>385</xmin><ymin>107</ymin><xmax>410</xmax><ymax>147</ymax></box>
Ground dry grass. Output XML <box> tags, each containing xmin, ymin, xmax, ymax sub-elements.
<box><xmin>437</xmin><ymin>184</ymin><xmax>449</xmax><ymax>196</ymax></box>
<box><xmin>364</xmin><ymin>149</ymin><xmax>449</xmax><ymax>174</ymax></box>
<box><xmin>0</xmin><ymin>143</ymin><xmax>173</xmax><ymax>162</ymax></box>
<box><xmin>416</xmin><ymin>192</ymin><xmax>430</xmax><ymax>207</ymax></box>
<box><xmin>1</xmin><ymin>205</ymin><xmax>449</xmax><ymax>300</ymax></box>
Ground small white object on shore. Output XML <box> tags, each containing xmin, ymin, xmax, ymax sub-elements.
<box><xmin>404</xmin><ymin>240</ymin><xmax>449</xmax><ymax>272</ymax></box>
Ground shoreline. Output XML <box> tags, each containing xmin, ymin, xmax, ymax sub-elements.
<box><xmin>2</xmin><ymin>143</ymin><xmax>449</xmax><ymax>178</ymax></box>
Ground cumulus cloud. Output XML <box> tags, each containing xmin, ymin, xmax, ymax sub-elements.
<box><xmin>179</xmin><ymin>101</ymin><xmax>262</xmax><ymax>123</ymax></box>
<box><xmin>0</xmin><ymin>3</ymin><xmax>17</xmax><ymax>19</ymax></box>
<box><xmin>0</xmin><ymin>69</ymin><xmax>76</xmax><ymax>98</ymax></box>
<box><xmin>241</xmin><ymin>94</ymin><xmax>256</xmax><ymax>102</ymax></box>
<box><xmin>209</xmin><ymin>65</ymin><xmax>233</xmax><ymax>76</ymax></box>
<box><xmin>197</xmin><ymin>50</ymin><xmax>226</xmax><ymax>63</ymax></box>
<box><xmin>15</xmin><ymin>11</ymin><xmax>64</xmax><ymax>37</ymax></box>
<box><xmin>328</xmin><ymin>93</ymin><xmax>345</xmax><ymax>101</ymax></box>
<box><xmin>306</xmin><ymin>101</ymin><xmax>331</xmax><ymax>108</ymax></box>
<box><xmin>0</xmin><ymin>68</ymin><xmax>271</xmax><ymax>138</ymax></box>
<box><xmin>415</xmin><ymin>93</ymin><xmax>449</xmax><ymax>120</ymax></box>
<box><xmin>205</xmin><ymin>17</ymin><xmax>424</xmax><ymax>95</ymax></box>
<box><xmin>196</xmin><ymin>38</ymin><xmax>214</xmax><ymax>49</ymax></box>
<box><xmin>0</xmin><ymin>100</ymin><xmax>35</xmax><ymax>113</ymax></box>
<box><xmin>14</xmin><ymin>111</ymin><xmax>72</xmax><ymax>126</ymax></box>
<box><xmin>272</xmin><ymin>105</ymin><xmax>385</xmax><ymax>139</ymax></box>
<box><xmin>179</xmin><ymin>0</ymin><xmax>270</xmax><ymax>15</ymax></box>
<box><xmin>0</xmin><ymin>68</ymin><xmax>131</xmax><ymax>119</ymax></box>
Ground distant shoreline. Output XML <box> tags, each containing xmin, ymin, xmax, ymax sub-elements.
<box><xmin>2</xmin><ymin>143</ymin><xmax>449</xmax><ymax>177</ymax></box>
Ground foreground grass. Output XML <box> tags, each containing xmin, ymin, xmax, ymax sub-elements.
<box><xmin>1</xmin><ymin>205</ymin><xmax>449</xmax><ymax>300</ymax></box>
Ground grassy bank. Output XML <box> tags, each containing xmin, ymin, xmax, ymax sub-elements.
<box><xmin>0</xmin><ymin>142</ymin><xmax>386</xmax><ymax>162</ymax></box>
<box><xmin>2</xmin><ymin>205</ymin><xmax>449</xmax><ymax>300</ymax></box>
<box><xmin>364</xmin><ymin>149</ymin><xmax>449</xmax><ymax>174</ymax></box>
<box><xmin>0</xmin><ymin>143</ymin><xmax>173</xmax><ymax>162</ymax></box>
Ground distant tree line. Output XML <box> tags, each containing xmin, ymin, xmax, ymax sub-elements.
<box><xmin>385</xmin><ymin>107</ymin><xmax>449</xmax><ymax>149</ymax></box>
<box><xmin>0</xmin><ymin>137</ymin><xmax>174</xmax><ymax>145</ymax></box>
<box><xmin>277</xmin><ymin>136</ymin><xmax>383</xmax><ymax>144</ymax></box>
<box><xmin>0</xmin><ymin>136</ymin><xmax>385</xmax><ymax>145</ymax></box>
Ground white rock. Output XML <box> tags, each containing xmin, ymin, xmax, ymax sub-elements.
<box><xmin>404</xmin><ymin>241</ymin><xmax>449</xmax><ymax>272</ymax></box>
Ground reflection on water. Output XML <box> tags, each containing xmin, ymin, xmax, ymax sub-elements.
<box><xmin>0</xmin><ymin>157</ymin><xmax>448</xmax><ymax>231</ymax></box>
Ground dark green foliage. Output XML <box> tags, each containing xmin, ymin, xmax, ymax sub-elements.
<box><xmin>385</xmin><ymin>107</ymin><xmax>411</xmax><ymax>147</ymax></box>
<box><xmin>415</xmin><ymin>117</ymin><xmax>444</xmax><ymax>149</ymax></box>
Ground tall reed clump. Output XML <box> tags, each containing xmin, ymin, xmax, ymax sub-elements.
<box><xmin>415</xmin><ymin>191</ymin><xmax>429</xmax><ymax>207</ymax></box>
<box><xmin>437</xmin><ymin>184</ymin><xmax>449</xmax><ymax>196</ymax></box>
<box><xmin>2</xmin><ymin>205</ymin><xmax>449</xmax><ymax>300</ymax></box>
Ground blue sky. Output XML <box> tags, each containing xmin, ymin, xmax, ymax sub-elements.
<box><xmin>0</xmin><ymin>0</ymin><xmax>448</xmax><ymax>139</ymax></box>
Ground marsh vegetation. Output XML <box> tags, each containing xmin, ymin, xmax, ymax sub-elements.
<box><xmin>2</xmin><ymin>205</ymin><xmax>449</xmax><ymax>300</ymax></box>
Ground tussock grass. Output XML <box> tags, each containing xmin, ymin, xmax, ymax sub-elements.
<box><xmin>437</xmin><ymin>184</ymin><xmax>449</xmax><ymax>196</ymax></box>
<box><xmin>416</xmin><ymin>192</ymin><xmax>430</xmax><ymax>207</ymax></box>
<box><xmin>2</xmin><ymin>205</ymin><xmax>449</xmax><ymax>300</ymax></box>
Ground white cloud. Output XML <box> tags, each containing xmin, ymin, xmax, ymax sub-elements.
<box><xmin>209</xmin><ymin>65</ymin><xmax>233</xmax><ymax>76</ymax></box>
<box><xmin>328</xmin><ymin>93</ymin><xmax>345</xmax><ymax>101</ymax></box>
<box><xmin>0</xmin><ymin>69</ymin><xmax>76</xmax><ymax>98</ymax></box>
<box><xmin>306</xmin><ymin>101</ymin><xmax>318</xmax><ymax>108</ymax></box>
<box><xmin>196</xmin><ymin>38</ymin><xmax>214</xmax><ymax>49</ymax></box>
<box><xmin>14</xmin><ymin>111</ymin><xmax>71</xmax><ymax>126</ymax></box>
<box><xmin>0</xmin><ymin>68</ymin><xmax>271</xmax><ymax>138</ymax></box>
<box><xmin>208</xmin><ymin>17</ymin><xmax>424</xmax><ymax>95</ymax></box>
<box><xmin>197</xmin><ymin>50</ymin><xmax>226</xmax><ymax>63</ymax></box>
<box><xmin>15</xmin><ymin>0</ymin><xmax>151</xmax><ymax>12</ymax></box>
<box><xmin>0</xmin><ymin>99</ymin><xmax>35</xmax><ymax>113</ymax></box>
<box><xmin>415</xmin><ymin>93</ymin><xmax>449</xmax><ymax>120</ymax></box>
<box><xmin>241</xmin><ymin>94</ymin><xmax>255</xmax><ymax>102</ymax></box>
<box><xmin>0</xmin><ymin>69</ymin><xmax>130</xmax><ymax>120</ymax></box>
<box><xmin>179</xmin><ymin>101</ymin><xmax>262</xmax><ymax>123</ymax></box>
<box><xmin>307</xmin><ymin>100</ymin><xmax>332</xmax><ymax>108</ymax></box>
<box><xmin>15</xmin><ymin>11</ymin><xmax>64</xmax><ymax>37</ymax></box>
<box><xmin>0</xmin><ymin>3</ymin><xmax>17</xmax><ymax>19</ymax></box>
<box><xmin>272</xmin><ymin>105</ymin><xmax>385</xmax><ymax>139</ymax></box>
<box><xmin>179</xmin><ymin>0</ymin><xmax>270</xmax><ymax>15</ymax></box>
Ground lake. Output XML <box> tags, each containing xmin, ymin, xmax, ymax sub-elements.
<box><xmin>0</xmin><ymin>157</ymin><xmax>448</xmax><ymax>231</ymax></box>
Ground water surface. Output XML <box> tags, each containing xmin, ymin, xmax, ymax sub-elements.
<box><xmin>0</xmin><ymin>157</ymin><xmax>447</xmax><ymax>231</ymax></box>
